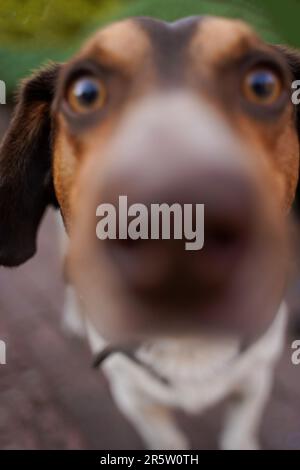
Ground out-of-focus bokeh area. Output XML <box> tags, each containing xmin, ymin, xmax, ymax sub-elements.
<box><xmin>0</xmin><ymin>0</ymin><xmax>300</xmax><ymax>449</ymax></box>
<box><xmin>1</xmin><ymin>0</ymin><xmax>300</xmax><ymax>95</ymax></box>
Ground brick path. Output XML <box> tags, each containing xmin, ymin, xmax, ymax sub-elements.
<box><xmin>0</xmin><ymin>110</ymin><xmax>299</xmax><ymax>449</ymax></box>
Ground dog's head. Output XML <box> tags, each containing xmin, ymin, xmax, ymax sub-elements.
<box><xmin>0</xmin><ymin>16</ymin><xmax>300</xmax><ymax>341</ymax></box>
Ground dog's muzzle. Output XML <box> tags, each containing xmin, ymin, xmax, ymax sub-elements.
<box><xmin>69</xmin><ymin>92</ymin><xmax>289</xmax><ymax>342</ymax></box>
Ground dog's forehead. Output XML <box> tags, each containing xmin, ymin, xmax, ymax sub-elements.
<box><xmin>78</xmin><ymin>19</ymin><xmax>149</xmax><ymax>69</ymax></box>
<box><xmin>78</xmin><ymin>16</ymin><xmax>260</xmax><ymax>72</ymax></box>
<box><xmin>191</xmin><ymin>17</ymin><xmax>260</xmax><ymax>67</ymax></box>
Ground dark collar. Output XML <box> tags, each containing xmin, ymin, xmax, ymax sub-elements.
<box><xmin>93</xmin><ymin>344</ymin><xmax>170</xmax><ymax>386</ymax></box>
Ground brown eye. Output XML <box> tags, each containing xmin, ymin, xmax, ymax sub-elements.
<box><xmin>242</xmin><ymin>68</ymin><xmax>283</xmax><ymax>105</ymax></box>
<box><xmin>66</xmin><ymin>76</ymin><xmax>106</xmax><ymax>113</ymax></box>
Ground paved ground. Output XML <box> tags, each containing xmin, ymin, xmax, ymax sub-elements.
<box><xmin>0</xmin><ymin>109</ymin><xmax>300</xmax><ymax>449</ymax></box>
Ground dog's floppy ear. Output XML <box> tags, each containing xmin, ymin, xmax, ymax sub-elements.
<box><xmin>0</xmin><ymin>63</ymin><xmax>61</xmax><ymax>266</ymax></box>
<box><xmin>273</xmin><ymin>46</ymin><xmax>300</xmax><ymax>215</ymax></box>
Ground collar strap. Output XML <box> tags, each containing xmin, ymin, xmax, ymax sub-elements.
<box><xmin>92</xmin><ymin>345</ymin><xmax>170</xmax><ymax>386</ymax></box>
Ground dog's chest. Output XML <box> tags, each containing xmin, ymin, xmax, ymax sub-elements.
<box><xmin>102</xmin><ymin>335</ymin><xmax>242</xmax><ymax>412</ymax></box>
<box><xmin>136</xmin><ymin>336</ymin><xmax>240</xmax><ymax>384</ymax></box>
<box><xmin>90</xmin><ymin>304</ymin><xmax>286</xmax><ymax>413</ymax></box>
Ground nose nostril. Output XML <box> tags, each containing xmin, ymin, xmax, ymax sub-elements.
<box><xmin>114</xmin><ymin>238</ymin><xmax>141</xmax><ymax>250</ymax></box>
<box><xmin>105</xmin><ymin>238</ymin><xmax>172</xmax><ymax>290</ymax></box>
<box><xmin>211</xmin><ymin>227</ymin><xmax>236</xmax><ymax>247</ymax></box>
<box><xmin>106</xmin><ymin>238</ymin><xmax>143</xmax><ymax>269</ymax></box>
<box><xmin>207</xmin><ymin>223</ymin><xmax>247</xmax><ymax>250</ymax></box>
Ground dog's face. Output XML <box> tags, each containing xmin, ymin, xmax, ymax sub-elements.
<box><xmin>0</xmin><ymin>16</ymin><xmax>300</xmax><ymax>342</ymax></box>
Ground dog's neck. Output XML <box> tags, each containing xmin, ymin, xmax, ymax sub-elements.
<box><xmin>86</xmin><ymin>303</ymin><xmax>287</xmax><ymax>387</ymax></box>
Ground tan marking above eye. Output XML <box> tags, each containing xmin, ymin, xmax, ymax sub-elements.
<box><xmin>242</xmin><ymin>67</ymin><xmax>283</xmax><ymax>105</ymax></box>
<box><xmin>79</xmin><ymin>19</ymin><xmax>151</xmax><ymax>73</ymax></box>
<box><xmin>190</xmin><ymin>18</ymin><xmax>257</xmax><ymax>72</ymax></box>
<box><xmin>66</xmin><ymin>76</ymin><xmax>106</xmax><ymax>113</ymax></box>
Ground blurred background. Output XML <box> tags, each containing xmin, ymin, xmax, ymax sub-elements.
<box><xmin>0</xmin><ymin>0</ymin><xmax>300</xmax><ymax>449</ymax></box>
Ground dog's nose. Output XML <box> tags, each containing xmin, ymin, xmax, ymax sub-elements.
<box><xmin>69</xmin><ymin>92</ymin><xmax>288</xmax><ymax>340</ymax></box>
<box><xmin>103</xmin><ymin>167</ymin><xmax>256</xmax><ymax>309</ymax></box>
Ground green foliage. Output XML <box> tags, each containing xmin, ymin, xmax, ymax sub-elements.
<box><xmin>0</xmin><ymin>0</ymin><xmax>119</xmax><ymax>46</ymax></box>
<box><xmin>0</xmin><ymin>0</ymin><xmax>297</xmax><ymax>95</ymax></box>
<box><xmin>0</xmin><ymin>0</ymin><xmax>120</xmax><ymax>93</ymax></box>
<box><xmin>108</xmin><ymin>0</ymin><xmax>277</xmax><ymax>40</ymax></box>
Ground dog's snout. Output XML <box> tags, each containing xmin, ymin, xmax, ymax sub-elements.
<box><xmin>90</xmin><ymin>93</ymin><xmax>268</xmax><ymax>312</ymax></box>
<box><xmin>104</xmin><ymin>168</ymin><xmax>256</xmax><ymax>309</ymax></box>
<box><xmin>69</xmin><ymin>91</ymin><xmax>289</xmax><ymax>339</ymax></box>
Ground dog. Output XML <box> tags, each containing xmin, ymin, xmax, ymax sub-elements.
<box><xmin>0</xmin><ymin>16</ymin><xmax>299</xmax><ymax>449</ymax></box>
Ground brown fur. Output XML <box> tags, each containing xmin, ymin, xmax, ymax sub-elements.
<box><xmin>0</xmin><ymin>16</ymin><xmax>299</xmax><ymax>266</ymax></box>
<box><xmin>54</xmin><ymin>18</ymin><xmax>299</xmax><ymax>222</ymax></box>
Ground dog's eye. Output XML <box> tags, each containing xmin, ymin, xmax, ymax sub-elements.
<box><xmin>242</xmin><ymin>68</ymin><xmax>282</xmax><ymax>105</ymax></box>
<box><xmin>66</xmin><ymin>76</ymin><xmax>106</xmax><ymax>113</ymax></box>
